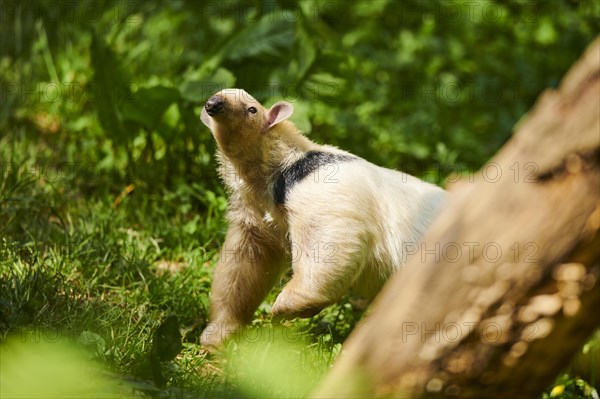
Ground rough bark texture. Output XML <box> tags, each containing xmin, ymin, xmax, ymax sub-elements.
<box><xmin>312</xmin><ymin>38</ymin><xmax>600</xmax><ymax>399</ymax></box>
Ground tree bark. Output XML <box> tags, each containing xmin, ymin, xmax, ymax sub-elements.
<box><xmin>312</xmin><ymin>38</ymin><xmax>600</xmax><ymax>399</ymax></box>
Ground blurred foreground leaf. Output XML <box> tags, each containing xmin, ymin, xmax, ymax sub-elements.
<box><xmin>0</xmin><ymin>334</ymin><xmax>130</xmax><ymax>398</ymax></box>
<box><xmin>225</xmin><ymin>326</ymin><xmax>329</xmax><ymax>398</ymax></box>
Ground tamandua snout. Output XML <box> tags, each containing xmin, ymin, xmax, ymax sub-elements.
<box><xmin>199</xmin><ymin>88</ymin><xmax>446</xmax><ymax>348</ymax></box>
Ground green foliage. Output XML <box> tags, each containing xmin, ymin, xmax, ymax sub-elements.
<box><xmin>3</xmin><ymin>0</ymin><xmax>596</xmax><ymax>185</ymax></box>
<box><xmin>544</xmin><ymin>374</ymin><xmax>599</xmax><ymax>399</ymax></box>
<box><xmin>1</xmin><ymin>0</ymin><xmax>598</xmax><ymax>397</ymax></box>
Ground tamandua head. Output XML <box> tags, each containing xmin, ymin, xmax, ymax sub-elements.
<box><xmin>201</xmin><ymin>89</ymin><xmax>294</xmax><ymax>157</ymax></box>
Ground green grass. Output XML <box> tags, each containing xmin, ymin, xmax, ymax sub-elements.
<box><xmin>2</xmin><ymin>128</ymin><xmax>598</xmax><ymax>399</ymax></box>
<box><xmin>0</xmin><ymin>129</ymin><xmax>358</xmax><ymax>397</ymax></box>
<box><xmin>3</xmin><ymin>125</ymin><xmax>600</xmax><ymax>399</ymax></box>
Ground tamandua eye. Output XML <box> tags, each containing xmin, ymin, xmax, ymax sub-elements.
<box><xmin>247</xmin><ymin>107</ymin><xmax>257</xmax><ymax>114</ymax></box>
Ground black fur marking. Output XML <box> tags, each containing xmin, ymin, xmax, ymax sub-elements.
<box><xmin>273</xmin><ymin>151</ymin><xmax>356</xmax><ymax>205</ymax></box>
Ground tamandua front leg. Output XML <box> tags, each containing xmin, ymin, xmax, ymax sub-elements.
<box><xmin>201</xmin><ymin>223</ymin><xmax>286</xmax><ymax>348</ymax></box>
<box><xmin>272</xmin><ymin>219</ymin><xmax>368</xmax><ymax>319</ymax></box>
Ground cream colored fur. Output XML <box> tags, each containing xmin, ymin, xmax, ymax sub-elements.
<box><xmin>199</xmin><ymin>89</ymin><xmax>446</xmax><ymax>348</ymax></box>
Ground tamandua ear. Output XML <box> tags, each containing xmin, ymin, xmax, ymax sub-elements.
<box><xmin>265</xmin><ymin>101</ymin><xmax>294</xmax><ymax>130</ymax></box>
<box><xmin>201</xmin><ymin>107</ymin><xmax>212</xmax><ymax>129</ymax></box>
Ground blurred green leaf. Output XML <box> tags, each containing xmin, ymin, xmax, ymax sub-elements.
<box><xmin>294</xmin><ymin>21</ymin><xmax>316</xmax><ymax>79</ymax></box>
<box><xmin>179</xmin><ymin>67</ymin><xmax>236</xmax><ymax>103</ymax></box>
<box><xmin>221</xmin><ymin>14</ymin><xmax>295</xmax><ymax>61</ymax></box>
<box><xmin>536</xmin><ymin>18</ymin><xmax>559</xmax><ymax>45</ymax></box>
<box><xmin>289</xmin><ymin>100</ymin><xmax>312</xmax><ymax>133</ymax></box>
<box><xmin>0</xmin><ymin>335</ymin><xmax>128</xmax><ymax>398</ymax></box>
<box><xmin>121</xmin><ymin>86</ymin><xmax>180</xmax><ymax>130</ymax></box>
<box><xmin>90</xmin><ymin>31</ymin><xmax>129</xmax><ymax>144</ymax></box>
<box><xmin>226</xmin><ymin>326</ymin><xmax>328</xmax><ymax>399</ymax></box>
